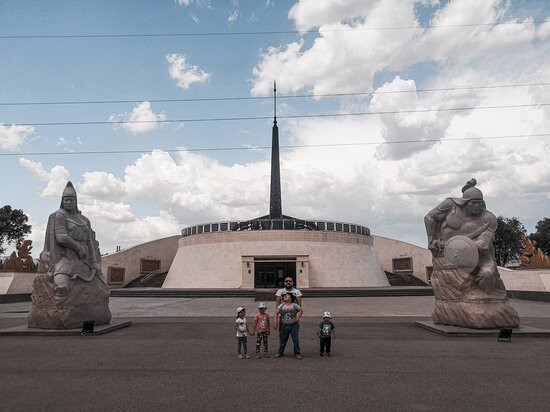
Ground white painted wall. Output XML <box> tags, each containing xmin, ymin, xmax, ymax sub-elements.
<box><xmin>164</xmin><ymin>231</ymin><xmax>389</xmax><ymax>289</ymax></box>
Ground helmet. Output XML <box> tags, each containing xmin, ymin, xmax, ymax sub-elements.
<box><xmin>463</xmin><ymin>187</ymin><xmax>483</xmax><ymax>200</ymax></box>
<box><xmin>236</xmin><ymin>306</ymin><xmax>245</xmax><ymax>314</ymax></box>
<box><xmin>323</xmin><ymin>311</ymin><xmax>332</xmax><ymax>318</ymax></box>
<box><xmin>461</xmin><ymin>178</ymin><xmax>483</xmax><ymax>200</ymax></box>
<box><xmin>60</xmin><ymin>181</ymin><xmax>79</xmax><ymax>210</ymax></box>
<box><xmin>257</xmin><ymin>302</ymin><xmax>267</xmax><ymax>309</ymax></box>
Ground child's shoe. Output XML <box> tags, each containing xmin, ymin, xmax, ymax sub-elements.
<box><xmin>320</xmin><ymin>353</ymin><xmax>325</xmax><ymax>357</ymax></box>
<box><xmin>245</xmin><ymin>354</ymin><xmax>250</xmax><ymax>359</ymax></box>
<box><xmin>326</xmin><ymin>353</ymin><xmax>331</xmax><ymax>357</ymax></box>
<box><xmin>238</xmin><ymin>354</ymin><xmax>244</xmax><ymax>359</ymax></box>
<box><xmin>256</xmin><ymin>354</ymin><xmax>262</xmax><ymax>359</ymax></box>
<box><xmin>264</xmin><ymin>353</ymin><xmax>270</xmax><ymax>358</ymax></box>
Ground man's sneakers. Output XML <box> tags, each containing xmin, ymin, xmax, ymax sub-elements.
<box><xmin>274</xmin><ymin>353</ymin><xmax>303</xmax><ymax>359</ymax></box>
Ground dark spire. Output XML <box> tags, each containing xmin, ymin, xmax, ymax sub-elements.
<box><xmin>269</xmin><ymin>81</ymin><xmax>282</xmax><ymax>219</ymax></box>
<box><xmin>273</xmin><ymin>80</ymin><xmax>277</xmax><ymax>124</ymax></box>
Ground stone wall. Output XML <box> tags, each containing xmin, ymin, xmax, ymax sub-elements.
<box><xmin>100</xmin><ymin>235</ymin><xmax>180</xmax><ymax>288</ymax></box>
<box><xmin>372</xmin><ymin>236</ymin><xmax>433</xmax><ymax>282</ymax></box>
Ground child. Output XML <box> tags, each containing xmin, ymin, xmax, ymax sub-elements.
<box><xmin>317</xmin><ymin>311</ymin><xmax>336</xmax><ymax>357</ymax></box>
<box><xmin>235</xmin><ymin>306</ymin><xmax>253</xmax><ymax>359</ymax></box>
<box><xmin>252</xmin><ymin>302</ymin><xmax>271</xmax><ymax>358</ymax></box>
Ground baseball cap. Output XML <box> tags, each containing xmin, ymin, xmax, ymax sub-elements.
<box><xmin>323</xmin><ymin>311</ymin><xmax>332</xmax><ymax>318</ymax></box>
<box><xmin>237</xmin><ymin>306</ymin><xmax>245</xmax><ymax>314</ymax></box>
<box><xmin>257</xmin><ymin>302</ymin><xmax>267</xmax><ymax>309</ymax></box>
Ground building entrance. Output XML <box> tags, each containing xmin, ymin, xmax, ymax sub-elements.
<box><xmin>254</xmin><ymin>260</ymin><xmax>296</xmax><ymax>289</ymax></box>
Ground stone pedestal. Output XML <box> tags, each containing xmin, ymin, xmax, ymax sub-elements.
<box><xmin>28</xmin><ymin>274</ymin><xmax>111</xmax><ymax>329</ymax></box>
<box><xmin>431</xmin><ymin>257</ymin><xmax>519</xmax><ymax>329</ymax></box>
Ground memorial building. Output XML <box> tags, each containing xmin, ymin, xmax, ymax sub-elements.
<box><xmin>162</xmin><ymin>84</ymin><xmax>390</xmax><ymax>289</ymax></box>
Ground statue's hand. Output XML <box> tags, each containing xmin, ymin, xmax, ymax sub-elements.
<box><xmin>93</xmin><ymin>263</ymin><xmax>101</xmax><ymax>272</ymax></box>
<box><xmin>475</xmin><ymin>239</ymin><xmax>489</xmax><ymax>252</ymax></box>
<box><xmin>77</xmin><ymin>248</ymin><xmax>87</xmax><ymax>259</ymax></box>
<box><xmin>428</xmin><ymin>240</ymin><xmax>442</xmax><ymax>254</ymax></box>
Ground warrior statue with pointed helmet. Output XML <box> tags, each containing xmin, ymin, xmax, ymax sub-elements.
<box><xmin>424</xmin><ymin>178</ymin><xmax>519</xmax><ymax>328</ymax></box>
<box><xmin>41</xmin><ymin>181</ymin><xmax>103</xmax><ymax>296</ymax></box>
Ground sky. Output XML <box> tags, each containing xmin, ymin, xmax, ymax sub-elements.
<box><xmin>1</xmin><ymin>0</ymin><xmax>549</xmax><ymax>256</ymax></box>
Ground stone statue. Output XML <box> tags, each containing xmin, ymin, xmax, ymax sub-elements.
<box><xmin>28</xmin><ymin>182</ymin><xmax>111</xmax><ymax>329</ymax></box>
<box><xmin>424</xmin><ymin>179</ymin><xmax>519</xmax><ymax>328</ymax></box>
<box><xmin>0</xmin><ymin>240</ymin><xmax>37</xmax><ymax>272</ymax></box>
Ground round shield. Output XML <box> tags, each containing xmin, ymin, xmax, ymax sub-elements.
<box><xmin>443</xmin><ymin>235</ymin><xmax>479</xmax><ymax>273</ymax></box>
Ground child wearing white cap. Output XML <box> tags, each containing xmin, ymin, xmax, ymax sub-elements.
<box><xmin>252</xmin><ymin>302</ymin><xmax>271</xmax><ymax>358</ymax></box>
<box><xmin>317</xmin><ymin>311</ymin><xmax>336</xmax><ymax>357</ymax></box>
<box><xmin>235</xmin><ymin>307</ymin><xmax>253</xmax><ymax>359</ymax></box>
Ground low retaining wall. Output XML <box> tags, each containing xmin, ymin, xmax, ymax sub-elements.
<box><xmin>506</xmin><ymin>290</ymin><xmax>550</xmax><ymax>302</ymax></box>
<box><xmin>0</xmin><ymin>272</ymin><xmax>39</xmax><ymax>294</ymax></box>
<box><xmin>499</xmin><ymin>268</ymin><xmax>550</xmax><ymax>292</ymax></box>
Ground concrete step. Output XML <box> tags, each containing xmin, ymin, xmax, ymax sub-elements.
<box><xmin>110</xmin><ymin>287</ymin><xmax>434</xmax><ymax>299</ymax></box>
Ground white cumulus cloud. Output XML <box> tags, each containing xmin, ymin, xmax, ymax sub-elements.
<box><xmin>166</xmin><ymin>53</ymin><xmax>211</xmax><ymax>90</ymax></box>
<box><xmin>109</xmin><ymin>101</ymin><xmax>167</xmax><ymax>134</ymax></box>
<box><xmin>228</xmin><ymin>9</ymin><xmax>239</xmax><ymax>23</ymax></box>
<box><xmin>0</xmin><ymin>123</ymin><xmax>35</xmax><ymax>150</ymax></box>
<box><xmin>18</xmin><ymin>158</ymin><xmax>70</xmax><ymax>199</ymax></box>
<box><xmin>251</xmin><ymin>0</ymin><xmax>539</xmax><ymax>96</ymax></box>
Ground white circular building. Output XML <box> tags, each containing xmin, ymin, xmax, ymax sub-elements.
<box><xmin>163</xmin><ymin>219</ymin><xmax>389</xmax><ymax>289</ymax></box>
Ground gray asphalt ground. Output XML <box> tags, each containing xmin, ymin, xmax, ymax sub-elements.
<box><xmin>1</xmin><ymin>297</ymin><xmax>549</xmax><ymax>411</ymax></box>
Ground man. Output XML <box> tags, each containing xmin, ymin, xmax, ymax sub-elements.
<box><xmin>275</xmin><ymin>276</ymin><xmax>302</xmax><ymax>307</ymax></box>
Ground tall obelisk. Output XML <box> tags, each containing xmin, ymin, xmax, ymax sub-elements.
<box><xmin>269</xmin><ymin>81</ymin><xmax>282</xmax><ymax>219</ymax></box>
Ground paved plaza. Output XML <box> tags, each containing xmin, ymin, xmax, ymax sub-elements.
<box><xmin>1</xmin><ymin>296</ymin><xmax>549</xmax><ymax>411</ymax></box>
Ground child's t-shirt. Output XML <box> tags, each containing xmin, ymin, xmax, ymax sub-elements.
<box><xmin>235</xmin><ymin>317</ymin><xmax>247</xmax><ymax>337</ymax></box>
<box><xmin>319</xmin><ymin>321</ymin><xmax>335</xmax><ymax>337</ymax></box>
<box><xmin>254</xmin><ymin>313</ymin><xmax>270</xmax><ymax>333</ymax></box>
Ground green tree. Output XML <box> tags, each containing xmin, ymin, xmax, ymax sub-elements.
<box><xmin>531</xmin><ymin>218</ymin><xmax>550</xmax><ymax>254</ymax></box>
<box><xmin>0</xmin><ymin>205</ymin><xmax>32</xmax><ymax>255</ymax></box>
<box><xmin>493</xmin><ymin>216</ymin><xmax>526</xmax><ymax>267</ymax></box>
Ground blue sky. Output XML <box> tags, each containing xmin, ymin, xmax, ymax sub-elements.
<box><xmin>1</xmin><ymin>0</ymin><xmax>549</xmax><ymax>254</ymax></box>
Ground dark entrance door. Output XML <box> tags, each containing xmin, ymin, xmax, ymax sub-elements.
<box><xmin>254</xmin><ymin>261</ymin><xmax>296</xmax><ymax>288</ymax></box>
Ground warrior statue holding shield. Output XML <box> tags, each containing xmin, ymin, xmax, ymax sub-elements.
<box><xmin>424</xmin><ymin>179</ymin><xmax>519</xmax><ymax>329</ymax></box>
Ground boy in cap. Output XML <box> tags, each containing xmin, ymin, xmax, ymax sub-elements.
<box><xmin>317</xmin><ymin>311</ymin><xmax>336</xmax><ymax>357</ymax></box>
<box><xmin>235</xmin><ymin>307</ymin><xmax>253</xmax><ymax>359</ymax></box>
<box><xmin>252</xmin><ymin>302</ymin><xmax>271</xmax><ymax>358</ymax></box>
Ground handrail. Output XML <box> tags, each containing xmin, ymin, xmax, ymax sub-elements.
<box><xmin>181</xmin><ymin>218</ymin><xmax>370</xmax><ymax>237</ymax></box>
